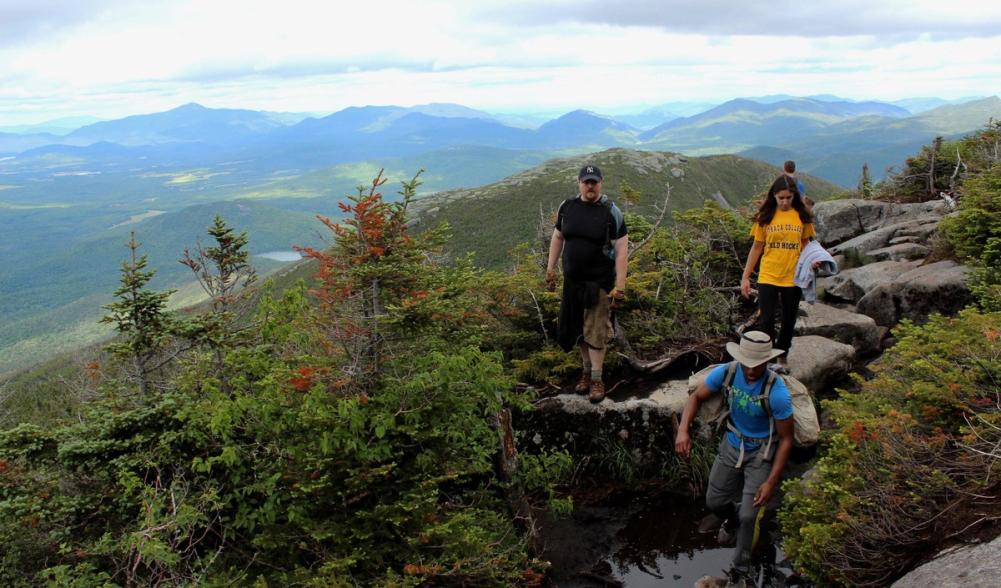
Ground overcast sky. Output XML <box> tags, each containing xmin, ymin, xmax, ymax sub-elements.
<box><xmin>1</xmin><ymin>0</ymin><xmax>999</xmax><ymax>125</ymax></box>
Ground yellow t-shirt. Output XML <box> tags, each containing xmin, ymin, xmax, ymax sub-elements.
<box><xmin>750</xmin><ymin>208</ymin><xmax>816</xmax><ymax>287</ymax></box>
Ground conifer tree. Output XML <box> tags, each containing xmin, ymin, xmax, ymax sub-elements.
<box><xmin>857</xmin><ymin>162</ymin><xmax>873</xmax><ymax>198</ymax></box>
<box><xmin>298</xmin><ymin>169</ymin><xmax>449</xmax><ymax>391</ymax></box>
<box><xmin>101</xmin><ymin>231</ymin><xmax>177</xmax><ymax>400</ymax></box>
<box><xmin>180</xmin><ymin>215</ymin><xmax>257</xmax><ymax>374</ymax></box>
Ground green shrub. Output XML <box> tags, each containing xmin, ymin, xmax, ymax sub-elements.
<box><xmin>0</xmin><ymin>173</ymin><xmax>557</xmax><ymax>586</ymax></box>
<box><xmin>781</xmin><ymin>310</ymin><xmax>1001</xmax><ymax>587</ymax></box>
<box><xmin>941</xmin><ymin>161</ymin><xmax>1001</xmax><ymax>310</ymax></box>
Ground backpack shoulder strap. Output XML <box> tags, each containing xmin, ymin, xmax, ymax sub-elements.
<box><xmin>723</xmin><ymin>361</ymin><xmax>738</xmax><ymax>390</ymax></box>
<box><xmin>599</xmin><ymin>199</ymin><xmax>614</xmax><ymax>255</ymax></box>
<box><xmin>606</xmin><ymin>201</ymin><xmax>623</xmax><ymax>231</ymax></box>
<box><xmin>760</xmin><ymin>370</ymin><xmax>778</xmax><ymax>421</ymax></box>
<box><xmin>556</xmin><ymin>198</ymin><xmax>574</xmax><ymax>228</ymax></box>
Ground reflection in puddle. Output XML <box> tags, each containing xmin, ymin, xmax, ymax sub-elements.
<box><xmin>542</xmin><ymin>490</ymin><xmax>808</xmax><ymax>587</ymax></box>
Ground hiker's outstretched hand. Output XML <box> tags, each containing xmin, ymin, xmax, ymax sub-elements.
<box><xmin>740</xmin><ymin>276</ymin><xmax>752</xmax><ymax>299</ymax></box>
<box><xmin>675</xmin><ymin>429</ymin><xmax>691</xmax><ymax>460</ymax></box>
<box><xmin>545</xmin><ymin>269</ymin><xmax>558</xmax><ymax>292</ymax></box>
<box><xmin>608</xmin><ymin>288</ymin><xmax>625</xmax><ymax>309</ymax></box>
<box><xmin>754</xmin><ymin>479</ymin><xmax>777</xmax><ymax>506</ymax></box>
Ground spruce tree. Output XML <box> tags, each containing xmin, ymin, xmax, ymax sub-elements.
<box><xmin>180</xmin><ymin>215</ymin><xmax>257</xmax><ymax>375</ymax></box>
<box><xmin>101</xmin><ymin>231</ymin><xmax>176</xmax><ymax>400</ymax></box>
<box><xmin>857</xmin><ymin>162</ymin><xmax>873</xmax><ymax>198</ymax></box>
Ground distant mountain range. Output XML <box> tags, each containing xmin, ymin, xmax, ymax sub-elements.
<box><xmin>4</xmin><ymin>96</ymin><xmax>998</xmax><ymax>186</ymax></box>
<box><xmin>2</xmin><ymin>95</ymin><xmax>1001</xmax><ymax>374</ymax></box>
<box><xmin>741</xmin><ymin>96</ymin><xmax>1001</xmax><ymax>185</ymax></box>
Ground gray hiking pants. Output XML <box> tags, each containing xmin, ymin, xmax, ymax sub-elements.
<box><xmin>705</xmin><ymin>437</ymin><xmax>773</xmax><ymax>567</ymax></box>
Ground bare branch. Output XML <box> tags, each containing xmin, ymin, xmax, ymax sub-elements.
<box><xmin>630</xmin><ymin>184</ymin><xmax>672</xmax><ymax>255</ymax></box>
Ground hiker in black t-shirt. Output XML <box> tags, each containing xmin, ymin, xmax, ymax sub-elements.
<box><xmin>545</xmin><ymin>164</ymin><xmax>629</xmax><ymax>402</ymax></box>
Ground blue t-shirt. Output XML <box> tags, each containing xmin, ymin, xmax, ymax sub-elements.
<box><xmin>705</xmin><ymin>363</ymin><xmax>793</xmax><ymax>450</ymax></box>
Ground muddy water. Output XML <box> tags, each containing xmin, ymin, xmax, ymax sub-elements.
<box><xmin>541</xmin><ymin>488</ymin><xmax>808</xmax><ymax>587</ymax></box>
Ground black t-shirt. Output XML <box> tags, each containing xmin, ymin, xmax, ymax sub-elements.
<box><xmin>555</xmin><ymin>196</ymin><xmax>628</xmax><ymax>283</ymax></box>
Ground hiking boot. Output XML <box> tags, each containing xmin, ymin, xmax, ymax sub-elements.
<box><xmin>574</xmin><ymin>373</ymin><xmax>591</xmax><ymax>395</ymax></box>
<box><xmin>717</xmin><ymin>519</ymin><xmax>738</xmax><ymax>547</ymax></box>
<box><xmin>768</xmin><ymin>357</ymin><xmax>789</xmax><ymax>375</ymax></box>
<box><xmin>588</xmin><ymin>380</ymin><xmax>605</xmax><ymax>403</ymax></box>
<box><xmin>697</xmin><ymin>512</ymin><xmax>725</xmax><ymax>534</ymax></box>
<box><xmin>726</xmin><ymin>565</ymin><xmax>751</xmax><ymax>588</ymax></box>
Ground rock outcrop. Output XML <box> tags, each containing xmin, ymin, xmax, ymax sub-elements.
<box><xmin>820</xmin><ymin>259</ymin><xmax>922</xmax><ymax>303</ymax></box>
<box><xmin>855</xmin><ymin>260</ymin><xmax>972</xmax><ymax>326</ymax></box>
<box><xmin>890</xmin><ymin>534</ymin><xmax>1001</xmax><ymax>588</ymax></box>
<box><xmin>814</xmin><ymin>199</ymin><xmax>949</xmax><ymax>247</ymax></box>
<box><xmin>524</xmin><ymin>393</ymin><xmax>680</xmax><ymax>468</ymax></box>
<box><xmin>810</xmin><ymin>199</ymin><xmax>971</xmax><ymax>329</ymax></box>
<box><xmin>787</xmin><ymin>335</ymin><xmax>856</xmax><ymax>393</ymax></box>
<box><xmin>794</xmin><ymin>302</ymin><xmax>883</xmax><ymax>356</ymax></box>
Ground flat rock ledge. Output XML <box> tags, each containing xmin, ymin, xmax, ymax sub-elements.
<box><xmin>794</xmin><ymin>302</ymin><xmax>884</xmax><ymax>357</ymax></box>
<box><xmin>890</xmin><ymin>533</ymin><xmax>1001</xmax><ymax>588</ymax></box>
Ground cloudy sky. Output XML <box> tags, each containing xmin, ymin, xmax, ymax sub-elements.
<box><xmin>1</xmin><ymin>0</ymin><xmax>999</xmax><ymax>125</ymax></box>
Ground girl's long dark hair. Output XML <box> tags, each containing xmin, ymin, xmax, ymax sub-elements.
<box><xmin>754</xmin><ymin>174</ymin><xmax>813</xmax><ymax>226</ymax></box>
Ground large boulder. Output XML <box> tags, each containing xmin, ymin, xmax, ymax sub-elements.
<box><xmin>813</xmin><ymin>200</ymin><xmax>896</xmax><ymax>245</ymax></box>
<box><xmin>787</xmin><ymin>335</ymin><xmax>855</xmax><ymax>393</ymax></box>
<box><xmin>820</xmin><ymin>259</ymin><xmax>923</xmax><ymax>303</ymax></box>
<box><xmin>524</xmin><ymin>393</ymin><xmax>680</xmax><ymax>467</ymax></box>
<box><xmin>794</xmin><ymin>302</ymin><xmax>883</xmax><ymax>356</ymax></box>
<box><xmin>829</xmin><ymin>216</ymin><xmax>942</xmax><ymax>258</ymax></box>
<box><xmin>814</xmin><ymin>199</ymin><xmax>949</xmax><ymax>246</ymax></box>
<box><xmin>856</xmin><ymin>260</ymin><xmax>972</xmax><ymax>326</ymax></box>
<box><xmin>890</xmin><ymin>534</ymin><xmax>1001</xmax><ymax>587</ymax></box>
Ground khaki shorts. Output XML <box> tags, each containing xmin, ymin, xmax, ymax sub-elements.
<box><xmin>581</xmin><ymin>289</ymin><xmax>613</xmax><ymax>349</ymax></box>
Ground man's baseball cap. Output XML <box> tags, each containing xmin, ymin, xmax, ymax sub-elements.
<box><xmin>578</xmin><ymin>165</ymin><xmax>603</xmax><ymax>182</ymax></box>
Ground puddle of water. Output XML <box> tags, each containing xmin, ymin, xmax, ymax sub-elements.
<box><xmin>607</xmin><ymin>494</ymin><xmax>735</xmax><ymax>586</ymax></box>
<box><xmin>542</xmin><ymin>490</ymin><xmax>809</xmax><ymax>587</ymax></box>
<box><xmin>256</xmin><ymin>250</ymin><xmax>302</xmax><ymax>262</ymax></box>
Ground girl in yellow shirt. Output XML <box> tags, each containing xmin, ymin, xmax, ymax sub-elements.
<box><xmin>740</xmin><ymin>175</ymin><xmax>816</xmax><ymax>372</ymax></box>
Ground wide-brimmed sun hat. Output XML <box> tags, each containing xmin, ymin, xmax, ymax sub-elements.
<box><xmin>725</xmin><ymin>330</ymin><xmax>783</xmax><ymax>368</ymax></box>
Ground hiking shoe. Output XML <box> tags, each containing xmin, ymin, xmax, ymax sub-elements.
<box><xmin>768</xmin><ymin>358</ymin><xmax>789</xmax><ymax>375</ymax></box>
<box><xmin>588</xmin><ymin>380</ymin><xmax>605</xmax><ymax>403</ymax></box>
<box><xmin>726</xmin><ymin>565</ymin><xmax>751</xmax><ymax>588</ymax></box>
<box><xmin>697</xmin><ymin>512</ymin><xmax>725</xmax><ymax>534</ymax></box>
<box><xmin>574</xmin><ymin>373</ymin><xmax>591</xmax><ymax>395</ymax></box>
<box><xmin>717</xmin><ymin>519</ymin><xmax>737</xmax><ymax>547</ymax></box>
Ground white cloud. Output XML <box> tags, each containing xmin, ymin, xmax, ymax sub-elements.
<box><xmin>0</xmin><ymin>0</ymin><xmax>999</xmax><ymax>125</ymax></box>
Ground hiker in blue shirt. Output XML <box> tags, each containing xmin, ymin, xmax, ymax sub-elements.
<box><xmin>675</xmin><ymin>331</ymin><xmax>795</xmax><ymax>576</ymax></box>
<box><xmin>784</xmin><ymin>160</ymin><xmax>813</xmax><ymax>211</ymax></box>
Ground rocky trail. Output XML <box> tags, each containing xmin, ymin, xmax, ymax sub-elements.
<box><xmin>526</xmin><ymin>198</ymin><xmax>998</xmax><ymax>587</ymax></box>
